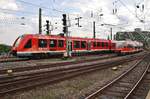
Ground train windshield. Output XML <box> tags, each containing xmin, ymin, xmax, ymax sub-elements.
<box><xmin>14</xmin><ymin>35</ymin><xmax>23</xmax><ymax>47</ymax></box>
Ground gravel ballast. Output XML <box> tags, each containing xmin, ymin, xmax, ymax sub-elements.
<box><xmin>3</xmin><ymin>59</ymin><xmax>139</xmax><ymax>99</ymax></box>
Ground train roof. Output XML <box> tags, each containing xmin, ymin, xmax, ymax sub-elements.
<box><xmin>114</xmin><ymin>40</ymin><xmax>143</xmax><ymax>47</ymax></box>
<box><xmin>21</xmin><ymin>34</ymin><xmax>111</xmax><ymax>42</ymax></box>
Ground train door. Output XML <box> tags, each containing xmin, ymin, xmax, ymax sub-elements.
<box><xmin>109</xmin><ymin>40</ymin><xmax>111</xmax><ymax>50</ymax></box>
<box><xmin>87</xmin><ymin>41</ymin><xmax>91</xmax><ymax>50</ymax></box>
<box><xmin>68</xmin><ymin>41</ymin><xmax>72</xmax><ymax>56</ymax></box>
<box><xmin>69</xmin><ymin>41</ymin><xmax>72</xmax><ymax>51</ymax></box>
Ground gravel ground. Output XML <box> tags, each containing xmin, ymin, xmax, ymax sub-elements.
<box><xmin>0</xmin><ymin>52</ymin><xmax>145</xmax><ymax>71</ymax></box>
<box><xmin>0</xmin><ymin>54</ymin><xmax>115</xmax><ymax>70</ymax></box>
<box><xmin>3</xmin><ymin>59</ymin><xmax>139</xmax><ymax>99</ymax></box>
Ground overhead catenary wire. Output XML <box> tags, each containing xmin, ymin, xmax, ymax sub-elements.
<box><xmin>17</xmin><ymin>0</ymin><xmax>105</xmax><ymax>18</ymax></box>
<box><xmin>0</xmin><ymin>8</ymin><xmax>120</xmax><ymax>32</ymax></box>
<box><xmin>0</xmin><ymin>0</ymin><xmax>133</xmax><ymax>42</ymax></box>
<box><xmin>16</xmin><ymin>0</ymin><xmax>65</xmax><ymax>13</ymax></box>
<box><xmin>3</xmin><ymin>0</ymin><xmax>105</xmax><ymax>24</ymax></box>
<box><xmin>1</xmin><ymin>0</ymin><xmax>146</xmax><ymax>35</ymax></box>
<box><xmin>124</xmin><ymin>0</ymin><xmax>150</xmax><ymax>27</ymax></box>
<box><xmin>0</xmin><ymin>7</ymin><xmax>57</xmax><ymax>18</ymax></box>
<box><xmin>118</xmin><ymin>0</ymin><xmax>144</xmax><ymax>22</ymax></box>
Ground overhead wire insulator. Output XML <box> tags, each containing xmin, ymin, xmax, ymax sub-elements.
<box><xmin>113</xmin><ymin>9</ymin><xmax>115</xmax><ymax>14</ymax></box>
<box><xmin>115</xmin><ymin>9</ymin><xmax>117</xmax><ymax>13</ymax></box>
<box><xmin>142</xmin><ymin>4</ymin><xmax>144</xmax><ymax>12</ymax></box>
<box><xmin>113</xmin><ymin>9</ymin><xmax>117</xmax><ymax>14</ymax></box>
<box><xmin>91</xmin><ymin>11</ymin><xmax>93</xmax><ymax>17</ymax></box>
<box><xmin>136</xmin><ymin>5</ymin><xmax>140</xmax><ymax>8</ymax></box>
<box><xmin>112</xmin><ymin>1</ymin><xmax>118</xmax><ymax>14</ymax></box>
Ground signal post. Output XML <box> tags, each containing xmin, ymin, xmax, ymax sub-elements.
<box><xmin>62</xmin><ymin>14</ymin><xmax>71</xmax><ymax>58</ymax></box>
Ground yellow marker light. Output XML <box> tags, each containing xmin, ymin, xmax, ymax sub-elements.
<box><xmin>7</xmin><ymin>69</ymin><xmax>13</xmax><ymax>75</ymax></box>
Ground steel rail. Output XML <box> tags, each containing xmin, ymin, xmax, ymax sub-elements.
<box><xmin>85</xmin><ymin>55</ymin><xmax>147</xmax><ymax>99</ymax></box>
<box><xmin>0</xmin><ymin>54</ymin><xmax>142</xmax><ymax>96</ymax></box>
<box><xmin>0</xmin><ymin>52</ymin><xmax>144</xmax><ymax>75</ymax></box>
<box><xmin>124</xmin><ymin>62</ymin><xmax>150</xmax><ymax>99</ymax></box>
<box><xmin>0</xmin><ymin>55</ymin><xmax>140</xmax><ymax>83</ymax></box>
<box><xmin>0</xmin><ymin>54</ymin><xmax>117</xmax><ymax>75</ymax></box>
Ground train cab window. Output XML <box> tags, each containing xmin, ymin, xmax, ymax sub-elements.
<box><xmin>58</xmin><ymin>40</ymin><xmax>64</xmax><ymax>47</ymax></box>
<box><xmin>93</xmin><ymin>42</ymin><xmax>96</xmax><ymax>47</ymax></box>
<box><xmin>102</xmin><ymin>42</ymin><xmax>105</xmax><ymax>47</ymax></box>
<box><xmin>81</xmin><ymin>41</ymin><xmax>86</xmax><ymax>48</ymax></box>
<box><xmin>49</xmin><ymin>39</ymin><xmax>57</xmax><ymax>47</ymax></box>
<box><xmin>14</xmin><ymin>35</ymin><xmax>24</xmax><ymax>47</ymax></box>
<box><xmin>24</xmin><ymin>39</ymin><xmax>32</xmax><ymax>48</ymax></box>
<box><xmin>74</xmin><ymin>41</ymin><xmax>80</xmax><ymax>48</ymax></box>
<box><xmin>38</xmin><ymin>39</ymin><xmax>47</xmax><ymax>48</ymax></box>
<box><xmin>97</xmin><ymin>42</ymin><xmax>100</xmax><ymax>47</ymax></box>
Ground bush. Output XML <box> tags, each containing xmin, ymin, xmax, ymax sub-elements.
<box><xmin>0</xmin><ymin>44</ymin><xmax>11</xmax><ymax>54</ymax></box>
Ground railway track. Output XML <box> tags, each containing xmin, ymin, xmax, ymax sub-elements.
<box><xmin>0</xmin><ymin>53</ymin><xmax>145</xmax><ymax>97</ymax></box>
<box><xmin>85</xmin><ymin>53</ymin><xmax>150</xmax><ymax>99</ymax></box>
<box><xmin>0</xmin><ymin>57</ymin><xmax>29</xmax><ymax>63</ymax></box>
<box><xmin>0</xmin><ymin>54</ymin><xmax>118</xmax><ymax>75</ymax></box>
<box><xmin>0</xmin><ymin>52</ymin><xmax>144</xmax><ymax>78</ymax></box>
<box><xmin>127</xmin><ymin>64</ymin><xmax>150</xmax><ymax>99</ymax></box>
<box><xmin>0</xmin><ymin>52</ymin><xmax>143</xmax><ymax>63</ymax></box>
<box><xmin>0</xmin><ymin>53</ymin><xmax>116</xmax><ymax>63</ymax></box>
<box><xmin>0</xmin><ymin>52</ymin><xmax>145</xmax><ymax>75</ymax></box>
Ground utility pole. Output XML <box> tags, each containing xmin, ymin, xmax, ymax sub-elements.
<box><xmin>62</xmin><ymin>14</ymin><xmax>70</xmax><ymax>57</ymax></box>
<box><xmin>75</xmin><ymin>17</ymin><xmax>82</xmax><ymax>27</ymax></box>
<box><xmin>49</xmin><ymin>22</ymin><xmax>53</xmax><ymax>34</ymax></box>
<box><xmin>110</xmin><ymin>27</ymin><xmax>112</xmax><ymax>40</ymax></box>
<box><xmin>39</xmin><ymin>8</ymin><xmax>42</xmax><ymax>34</ymax></box>
<box><xmin>93</xmin><ymin>21</ymin><xmax>96</xmax><ymax>38</ymax></box>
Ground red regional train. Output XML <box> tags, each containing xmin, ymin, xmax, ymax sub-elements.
<box><xmin>11</xmin><ymin>34</ymin><xmax>143</xmax><ymax>57</ymax></box>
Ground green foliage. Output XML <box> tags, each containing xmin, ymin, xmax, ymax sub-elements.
<box><xmin>0</xmin><ymin>44</ymin><xmax>11</xmax><ymax>54</ymax></box>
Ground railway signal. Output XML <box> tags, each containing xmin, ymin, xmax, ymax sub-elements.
<box><xmin>44</xmin><ymin>20</ymin><xmax>54</xmax><ymax>35</ymax></box>
<box><xmin>62</xmin><ymin>14</ymin><xmax>67</xmax><ymax>26</ymax></box>
<box><xmin>62</xmin><ymin>14</ymin><xmax>68</xmax><ymax>34</ymax></box>
<box><xmin>46</xmin><ymin>20</ymin><xmax>50</xmax><ymax>35</ymax></box>
<box><xmin>63</xmin><ymin>27</ymin><xmax>67</xmax><ymax>33</ymax></box>
<box><xmin>75</xmin><ymin>17</ymin><xmax>82</xmax><ymax>27</ymax></box>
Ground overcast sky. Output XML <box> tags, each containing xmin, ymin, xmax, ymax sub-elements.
<box><xmin>0</xmin><ymin>0</ymin><xmax>149</xmax><ymax>45</ymax></box>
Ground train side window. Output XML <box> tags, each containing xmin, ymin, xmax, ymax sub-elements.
<box><xmin>74</xmin><ymin>41</ymin><xmax>80</xmax><ymax>48</ymax></box>
<box><xmin>50</xmin><ymin>39</ymin><xmax>57</xmax><ymax>47</ymax></box>
<box><xmin>112</xmin><ymin>43</ymin><xmax>115</xmax><ymax>48</ymax></box>
<box><xmin>81</xmin><ymin>41</ymin><xmax>86</xmax><ymax>48</ymax></box>
<box><xmin>93</xmin><ymin>42</ymin><xmax>96</xmax><ymax>47</ymax></box>
<box><xmin>58</xmin><ymin>40</ymin><xmax>64</xmax><ymax>47</ymax></box>
<box><xmin>39</xmin><ymin>39</ymin><xmax>47</xmax><ymax>48</ymax></box>
<box><xmin>102</xmin><ymin>42</ymin><xmax>105</xmax><ymax>47</ymax></box>
<box><xmin>97</xmin><ymin>42</ymin><xmax>100</xmax><ymax>47</ymax></box>
<box><xmin>105</xmin><ymin>43</ymin><xmax>108</xmax><ymax>47</ymax></box>
<box><xmin>24</xmin><ymin>39</ymin><xmax>32</xmax><ymax>48</ymax></box>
